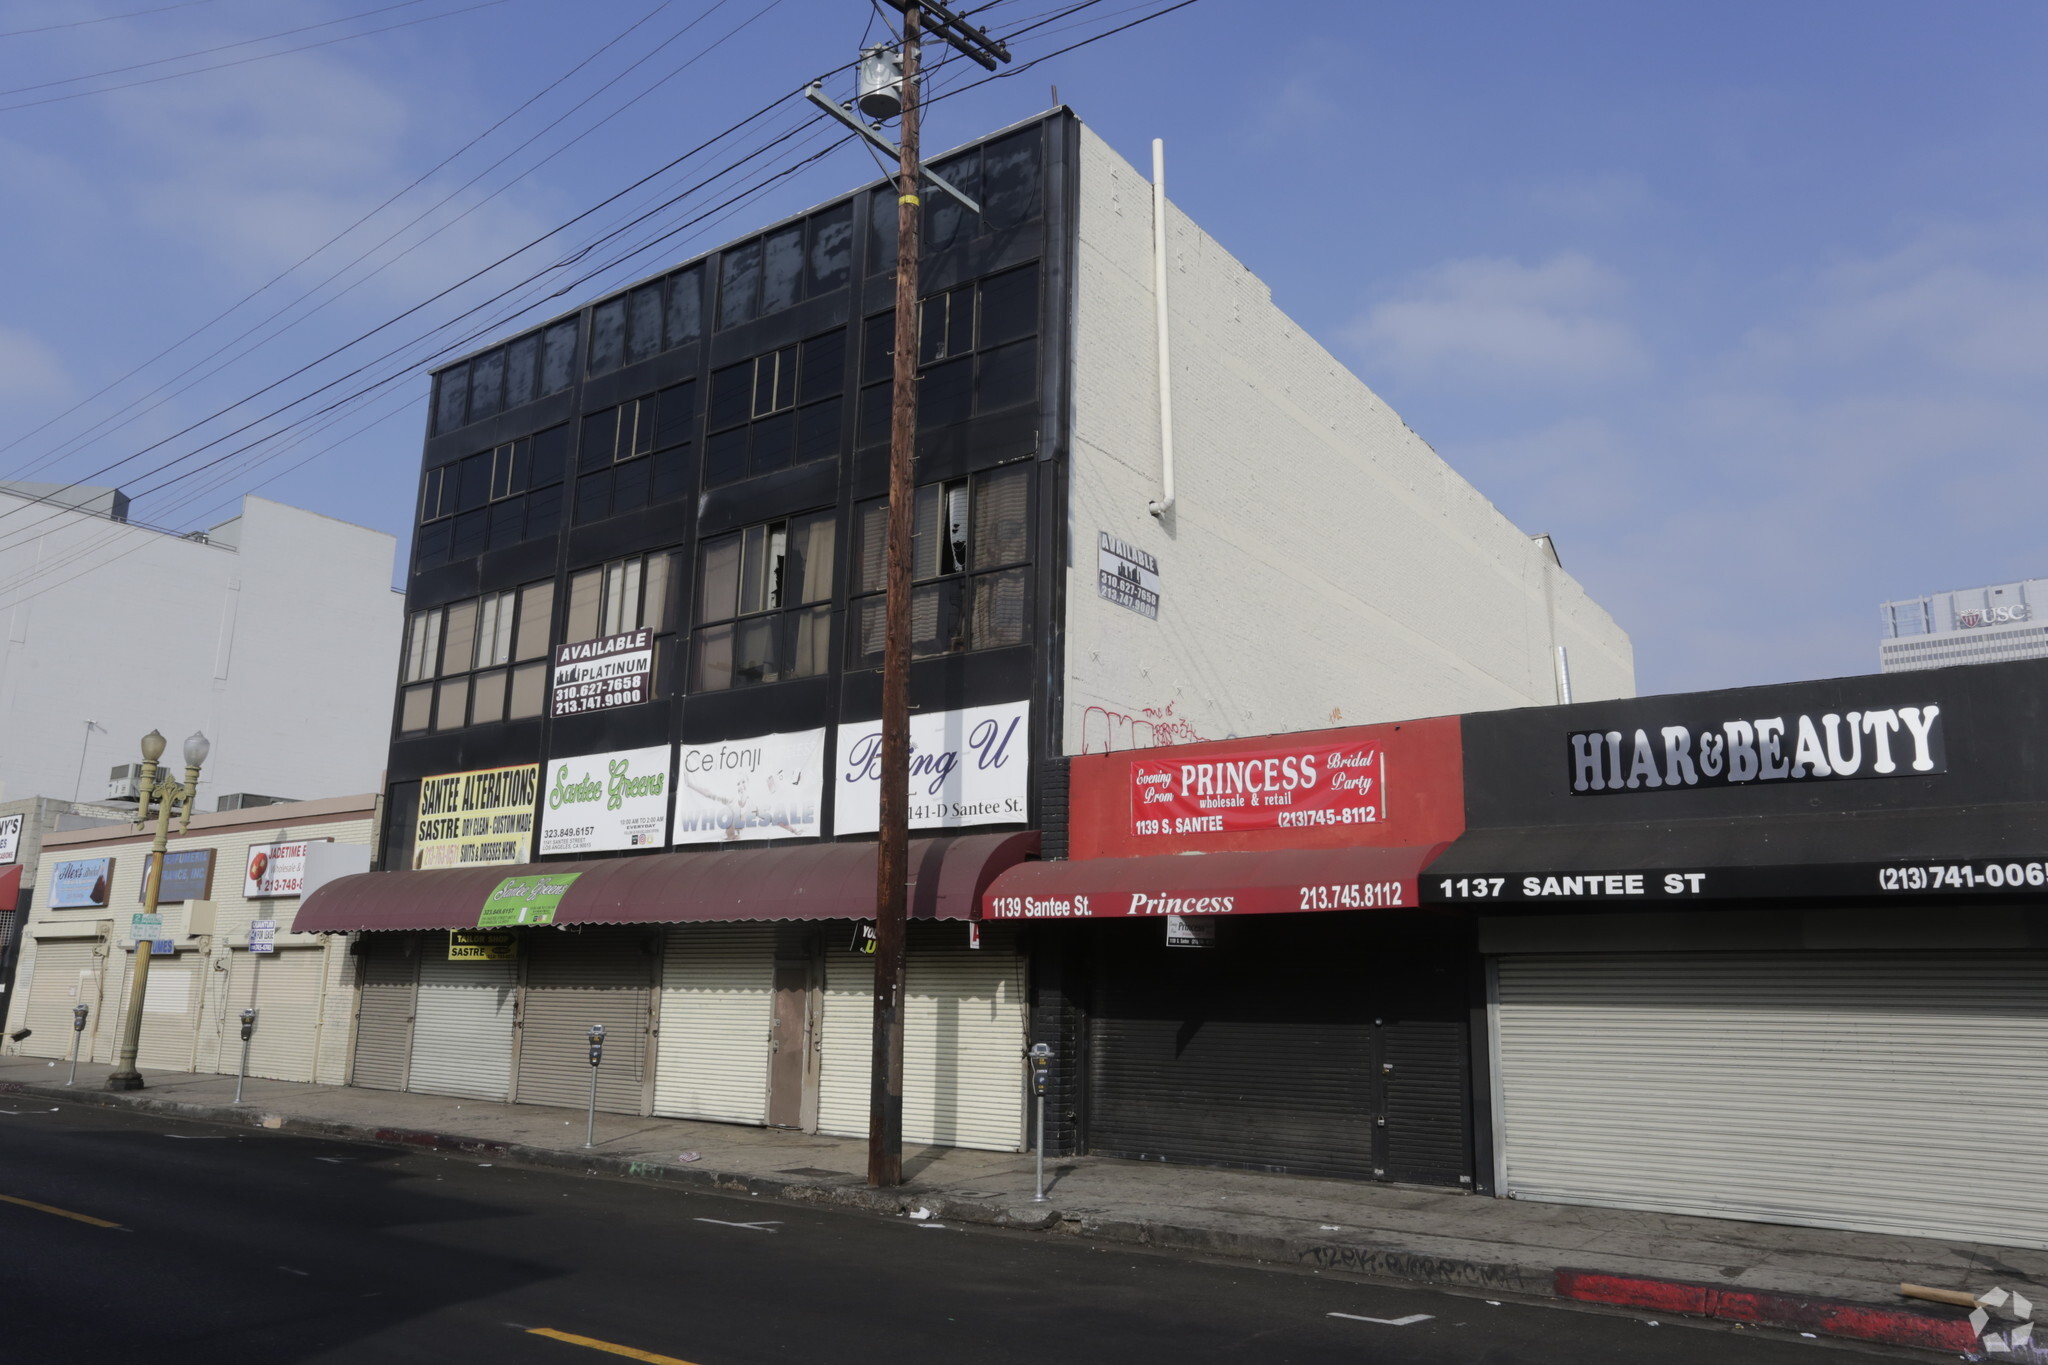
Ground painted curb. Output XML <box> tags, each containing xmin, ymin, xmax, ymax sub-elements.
<box><xmin>1556</xmin><ymin>1268</ymin><xmax>1979</xmax><ymax>1353</ymax></box>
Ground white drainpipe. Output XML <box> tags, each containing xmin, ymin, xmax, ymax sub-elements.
<box><xmin>1148</xmin><ymin>137</ymin><xmax>1175</xmax><ymax>519</ymax></box>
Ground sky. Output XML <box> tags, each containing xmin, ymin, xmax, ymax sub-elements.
<box><xmin>0</xmin><ymin>0</ymin><xmax>2044</xmax><ymax>698</ymax></box>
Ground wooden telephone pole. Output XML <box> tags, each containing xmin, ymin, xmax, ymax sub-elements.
<box><xmin>866</xmin><ymin>0</ymin><xmax>1009</xmax><ymax>1189</ymax></box>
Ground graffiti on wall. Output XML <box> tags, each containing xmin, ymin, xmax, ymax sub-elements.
<box><xmin>1080</xmin><ymin>701</ymin><xmax>1211</xmax><ymax>754</ymax></box>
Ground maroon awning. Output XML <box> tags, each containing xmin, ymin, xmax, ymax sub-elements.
<box><xmin>980</xmin><ymin>843</ymin><xmax>1450</xmax><ymax>920</ymax></box>
<box><xmin>0</xmin><ymin>864</ymin><xmax>20</xmax><ymax>913</ymax></box>
<box><xmin>292</xmin><ymin>832</ymin><xmax>1039</xmax><ymax>934</ymax></box>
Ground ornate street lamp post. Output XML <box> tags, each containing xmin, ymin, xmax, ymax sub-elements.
<box><xmin>105</xmin><ymin>729</ymin><xmax>208</xmax><ymax>1092</ymax></box>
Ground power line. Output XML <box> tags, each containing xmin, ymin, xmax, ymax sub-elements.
<box><xmin>0</xmin><ymin>0</ymin><xmax>225</xmax><ymax>40</ymax></box>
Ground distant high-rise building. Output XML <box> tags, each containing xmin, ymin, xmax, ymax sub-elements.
<box><xmin>1879</xmin><ymin>578</ymin><xmax>2048</xmax><ymax>672</ymax></box>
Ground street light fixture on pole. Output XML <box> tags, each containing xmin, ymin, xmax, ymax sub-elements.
<box><xmin>104</xmin><ymin>728</ymin><xmax>208</xmax><ymax>1092</ymax></box>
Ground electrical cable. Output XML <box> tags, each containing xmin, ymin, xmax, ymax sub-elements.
<box><xmin>0</xmin><ymin>0</ymin><xmax>224</xmax><ymax>40</ymax></box>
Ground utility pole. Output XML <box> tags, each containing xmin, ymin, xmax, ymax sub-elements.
<box><xmin>863</xmin><ymin>0</ymin><xmax>1010</xmax><ymax>1190</ymax></box>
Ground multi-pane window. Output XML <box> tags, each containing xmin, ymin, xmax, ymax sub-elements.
<box><xmin>858</xmin><ymin>262</ymin><xmax>1039</xmax><ymax>446</ymax></box>
<box><xmin>433</xmin><ymin>320</ymin><xmax>578</xmax><ymax>434</ymax></box>
<box><xmin>397</xmin><ymin>580</ymin><xmax>555</xmax><ymax>734</ymax></box>
<box><xmin>693</xmin><ymin>513</ymin><xmax>835</xmax><ymax>690</ymax></box>
<box><xmin>415</xmin><ymin>424</ymin><xmax>570</xmax><ymax>569</ymax></box>
<box><xmin>868</xmin><ymin>125</ymin><xmax>1043</xmax><ymax>274</ymax></box>
<box><xmin>563</xmin><ymin>551</ymin><xmax>680</xmax><ymax>700</ymax></box>
<box><xmin>574</xmin><ymin>383</ymin><xmax>694</xmax><ymax>525</ymax></box>
<box><xmin>715</xmin><ymin>203</ymin><xmax>854</xmax><ymax>330</ymax></box>
<box><xmin>851</xmin><ymin>465</ymin><xmax>1029</xmax><ymax>666</ymax></box>
<box><xmin>704</xmin><ymin>330</ymin><xmax>844</xmax><ymax>488</ymax></box>
<box><xmin>586</xmin><ymin>263</ymin><xmax>704</xmax><ymax>378</ymax></box>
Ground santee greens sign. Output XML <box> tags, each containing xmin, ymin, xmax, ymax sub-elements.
<box><xmin>538</xmin><ymin>745</ymin><xmax>670</xmax><ymax>855</ymax></box>
<box><xmin>478</xmin><ymin>872</ymin><xmax>581</xmax><ymax>927</ymax></box>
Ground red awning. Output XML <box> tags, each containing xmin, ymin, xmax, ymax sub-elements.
<box><xmin>0</xmin><ymin>864</ymin><xmax>21</xmax><ymax>913</ymax></box>
<box><xmin>980</xmin><ymin>843</ymin><xmax>1450</xmax><ymax>920</ymax></box>
<box><xmin>292</xmin><ymin>832</ymin><xmax>1039</xmax><ymax>934</ymax></box>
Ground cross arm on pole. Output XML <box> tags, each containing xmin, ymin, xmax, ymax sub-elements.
<box><xmin>804</xmin><ymin>84</ymin><xmax>981</xmax><ymax>214</ymax></box>
<box><xmin>876</xmin><ymin>0</ymin><xmax>1009</xmax><ymax>68</ymax></box>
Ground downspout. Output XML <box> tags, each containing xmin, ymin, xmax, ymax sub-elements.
<box><xmin>1147</xmin><ymin>138</ymin><xmax>1175</xmax><ymax>519</ymax></box>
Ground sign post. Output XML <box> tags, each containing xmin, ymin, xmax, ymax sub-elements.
<box><xmin>1027</xmin><ymin>1042</ymin><xmax>1053</xmax><ymax>1203</ymax></box>
<box><xmin>584</xmin><ymin>1023</ymin><xmax>606</xmax><ymax>1149</ymax></box>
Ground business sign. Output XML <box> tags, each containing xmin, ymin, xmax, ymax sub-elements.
<box><xmin>834</xmin><ymin>701</ymin><xmax>1029</xmax><ymax>834</ymax></box>
<box><xmin>448</xmin><ymin>929</ymin><xmax>519</xmax><ymax>962</ymax></box>
<box><xmin>141</xmin><ymin>849</ymin><xmax>216</xmax><ymax>904</ymax></box>
<box><xmin>1957</xmin><ymin>603</ymin><xmax>2029</xmax><ymax>629</ymax></box>
<box><xmin>1129</xmin><ymin>737</ymin><xmax>1385</xmax><ymax>841</ymax></box>
<box><xmin>0</xmin><ymin>813</ymin><xmax>22</xmax><ymax>865</ymax></box>
<box><xmin>673</xmin><ymin>729</ymin><xmax>826</xmax><ymax>844</ymax></box>
<box><xmin>50</xmin><ymin>857</ymin><xmax>114</xmax><ymax>908</ymax></box>
<box><xmin>243</xmin><ymin>840</ymin><xmax>330</xmax><ymax>899</ymax></box>
<box><xmin>539</xmin><ymin>746</ymin><xmax>670</xmax><ymax>855</ymax></box>
<box><xmin>551</xmin><ymin>628</ymin><xmax>652</xmax><ymax>718</ymax></box>
<box><xmin>1165</xmin><ymin>914</ymin><xmax>1214</xmax><ymax>948</ymax></box>
<box><xmin>1097</xmin><ymin>532</ymin><xmax>1160</xmax><ymax>620</ymax></box>
<box><xmin>1570</xmin><ymin>703</ymin><xmax>1944</xmax><ymax>794</ymax></box>
<box><xmin>414</xmin><ymin>764</ymin><xmax>541</xmax><ymax>870</ymax></box>
<box><xmin>248</xmin><ymin>920</ymin><xmax>277</xmax><ymax>954</ymax></box>
<box><xmin>1424</xmin><ymin>858</ymin><xmax>2048</xmax><ymax>904</ymax></box>
<box><xmin>478</xmin><ymin>871</ymin><xmax>580</xmax><ymax>928</ymax></box>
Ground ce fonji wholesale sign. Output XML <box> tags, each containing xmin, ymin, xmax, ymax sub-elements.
<box><xmin>551</xmin><ymin>628</ymin><xmax>652</xmax><ymax>718</ymax></box>
<box><xmin>1128</xmin><ymin>736</ymin><xmax>1386</xmax><ymax>839</ymax></box>
<box><xmin>673</xmin><ymin>729</ymin><xmax>826</xmax><ymax>844</ymax></box>
<box><xmin>538</xmin><ymin>746</ymin><xmax>670</xmax><ymax>855</ymax></box>
<box><xmin>834</xmin><ymin>701</ymin><xmax>1028</xmax><ymax>835</ymax></box>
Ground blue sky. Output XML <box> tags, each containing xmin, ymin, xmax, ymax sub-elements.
<box><xmin>0</xmin><ymin>0</ymin><xmax>2043</xmax><ymax>697</ymax></box>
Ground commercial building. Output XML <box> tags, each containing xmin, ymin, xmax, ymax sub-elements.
<box><xmin>303</xmin><ymin>109</ymin><xmax>1630</xmax><ymax>1154</ymax></box>
<box><xmin>0</xmin><ymin>796</ymin><xmax>131</xmax><ymax>1026</ymax></box>
<box><xmin>1880</xmin><ymin>577</ymin><xmax>2048</xmax><ymax>672</ymax></box>
<box><xmin>3</xmin><ymin>796</ymin><xmax>375</xmax><ymax>1084</ymax></box>
<box><xmin>0</xmin><ymin>485</ymin><xmax>403</xmax><ymax>809</ymax></box>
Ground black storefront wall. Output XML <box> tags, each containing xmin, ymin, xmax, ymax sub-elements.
<box><xmin>1071</xmin><ymin>912</ymin><xmax>1475</xmax><ymax>1187</ymax></box>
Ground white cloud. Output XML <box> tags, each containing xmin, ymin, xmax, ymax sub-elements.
<box><xmin>0</xmin><ymin>326</ymin><xmax>73</xmax><ymax>400</ymax></box>
<box><xmin>1346</xmin><ymin>252</ymin><xmax>1649</xmax><ymax>390</ymax></box>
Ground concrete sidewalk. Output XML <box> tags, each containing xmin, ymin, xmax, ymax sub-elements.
<box><xmin>3</xmin><ymin>1054</ymin><xmax>2038</xmax><ymax>1356</ymax></box>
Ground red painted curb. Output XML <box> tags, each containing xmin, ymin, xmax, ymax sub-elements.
<box><xmin>1555</xmin><ymin>1269</ymin><xmax>1979</xmax><ymax>1353</ymax></box>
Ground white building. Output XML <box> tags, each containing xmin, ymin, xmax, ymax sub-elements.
<box><xmin>0</xmin><ymin>486</ymin><xmax>403</xmax><ymax>808</ymax></box>
<box><xmin>1879</xmin><ymin>578</ymin><xmax>2048</xmax><ymax>673</ymax></box>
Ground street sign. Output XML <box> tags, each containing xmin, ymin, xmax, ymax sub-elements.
<box><xmin>130</xmin><ymin>912</ymin><xmax>163</xmax><ymax>948</ymax></box>
<box><xmin>150</xmin><ymin>939</ymin><xmax>175</xmax><ymax>956</ymax></box>
<box><xmin>249</xmin><ymin>920</ymin><xmax>277</xmax><ymax>954</ymax></box>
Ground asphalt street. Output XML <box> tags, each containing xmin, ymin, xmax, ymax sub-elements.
<box><xmin>0</xmin><ymin>1102</ymin><xmax>1926</xmax><ymax>1365</ymax></box>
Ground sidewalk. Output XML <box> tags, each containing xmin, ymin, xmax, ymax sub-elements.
<box><xmin>4</xmin><ymin>1054</ymin><xmax>2039</xmax><ymax>1356</ymax></box>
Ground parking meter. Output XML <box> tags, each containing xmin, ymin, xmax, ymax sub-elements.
<box><xmin>233</xmin><ymin>1007</ymin><xmax>258</xmax><ymax>1103</ymax></box>
<box><xmin>73</xmin><ymin>1004</ymin><xmax>89</xmax><ymax>1033</ymax></box>
<box><xmin>582</xmin><ymin>1025</ymin><xmax>607</xmax><ymax>1149</ymax></box>
<box><xmin>1028</xmin><ymin>1041</ymin><xmax>1052</xmax><ymax>1097</ymax></box>
<box><xmin>65</xmin><ymin>1005</ymin><xmax>88</xmax><ymax>1085</ymax></box>
<box><xmin>239</xmin><ymin>1008</ymin><xmax>257</xmax><ymax>1041</ymax></box>
<box><xmin>587</xmin><ymin>1023</ymin><xmax>606</xmax><ymax>1066</ymax></box>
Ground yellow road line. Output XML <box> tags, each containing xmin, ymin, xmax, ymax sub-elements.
<box><xmin>526</xmin><ymin>1328</ymin><xmax>700</xmax><ymax>1364</ymax></box>
<box><xmin>0</xmin><ymin>1193</ymin><xmax>123</xmax><ymax>1228</ymax></box>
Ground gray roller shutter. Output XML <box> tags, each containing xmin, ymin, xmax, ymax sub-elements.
<box><xmin>1494</xmin><ymin>952</ymin><xmax>2048</xmax><ymax>1250</ymax></box>
<box><xmin>654</xmin><ymin>924</ymin><xmax>773</xmax><ymax>1124</ymax></box>
<box><xmin>816</xmin><ymin>925</ymin><xmax>1028</xmax><ymax>1152</ymax></box>
<box><xmin>20</xmin><ymin>940</ymin><xmax>104</xmax><ymax>1062</ymax></box>
<box><xmin>351</xmin><ymin>935</ymin><xmax>416</xmax><ymax>1091</ymax></box>
<box><xmin>223</xmin><ymin>947</ymin><xmax>326</xmax><ymax>1082</ymax></box>
<box><xmin>107</xmin><ymin>950</ymin><xmax>202</xmax><ymax>1073</ymax></box>
<box><xmin>515</xmin><ymin>926</ymin><xmax>653</xmax><ymax>1115</ymax></box>
<box><xmin>410</xmin><ymin>950</ymin><xmax>517</xmax><ymax>1101</ymax></box>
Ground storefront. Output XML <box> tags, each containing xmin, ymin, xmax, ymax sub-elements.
<box><xmin>296</xmin><ymin>832</ymin><xmax>1037</xmax><ymax>1149</ymax></box>
<box><xmin>985</xmin><ymin>718</ymin><xmax>1483</xmax><ymax>1187</ymax></box>
<box><xmin>1429</xmin><ymin>657</ymin><xmax>2048</xmax><ymax>1249</ymax></box>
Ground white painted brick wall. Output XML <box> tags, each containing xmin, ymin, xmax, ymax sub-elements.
<box><xmin>1062</xmin><ymin>125</ymin><xmax>1633</xmax><ymax>753</ymax></box>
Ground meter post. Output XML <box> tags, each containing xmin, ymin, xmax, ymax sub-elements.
<box><xmin>66</xmin><ymin>1004</ymin><xmax>88</xmax><ymax>1085</ymax></box>
<box><xmin>1027</xmin><ymin>1042</ymin><xmax>1053</xmax><ymax>1202</ymax></box>
<box><xmin>234</xmin><ymin>1008</ymin><xmax>257</xmax><ymax>1103</ymax></box>
<box><xmin>584</xmin><ymin>1023</ymin><xmax>606</xmax><ymax>1148</ymax></box>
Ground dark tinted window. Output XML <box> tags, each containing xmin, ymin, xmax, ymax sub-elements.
<box><xmin>458</xmin><ymin>451</ymin><xmax>493</xmax><ymax>511</ymax></box>
<box><xmin>983</xmin><ymin>128</ymin><xmax>1042</xmax><ymax>228</ymax></box>
<box><xmin>978</xmin><ymin>263</ymin><xmax>1038</xmax><ymax>346</ymax></box>
<box><xmin>529</xmin><ymin>424</ymin><xmax>570</xmax><ymax>487</ymax></box>
<box><xmin>799</xmin><ymin>330</ymin><xmax>844</xmax><ymax>404</ymax></box>
<box><xmin>469</xmin><ymin>350</ymin><xmax>505</xmax><ymax>420</ymax></box>
<box><xmin>665</xmin><ymin>266</ymin><xmax>702</xmax><ymax>346</ymax></box>
<box><xmin>504</xmin><ymin>334</ymin><xmax>539</xmax><ymax>407</ymax></box>
<box><xmin>612</xmin><ymin>457</ymin><xmax>650</xmax><ymax>515</ymax></box>
<box><xmin>797</xmin><ymin>397</ymin><xmax>842</xmax><ymax>464</ymax></box>
<box><xmin>654</xmin><ymin>381</ymin><xmax>696</xmax><ymax>449</ymax></box>
<box><xmin>415</xmin><ymin>520</ymin><xmax>451</xmax><ymax>570</ymax></box>
<box><xmin>652</xmin><ymin>445</ymin><xmax>691</xmax><ymax>502</ymax></box>
<box><xmin>541</xmin><ymin>321</ymin><xmax>578</xmax><ymax>392</ymax></box>
<box><xmin>627</xmin><ymin>284</ymin><xmax>663</xmax><ymax>364</ymax></box>
<box><xmin>704</xmin><ymin>428</ymin><xmax>746</xmax><ymax>486</ymax></box>
<box><xmin>868</xmin><ymin>187</ymin><xmax>898</xmax><ymax>274</ymax></box>
<box><xmin>977</xmin><ymin>339</ymin><xmax>1036</xmax><ymax>411</ymax></box>
<box><xmin>488</xmin><ymin>500</ymin><xmax>524</xmax><ymax>550</ymax></box>
<box><xmin>588</xmin><ymin>297</ymin><xmax>626</xmax><ymax>375</ymax></box>
<box><xmin>451</xmin><ymin>508</ymin><xmax>488</xmax><ymax>559</ymax></box>
<box><xmin>718</xmin><ymin>240</ymin><xmax>761</xmax><ymax>328</ymax></box>
<box><xmin>760</xmin><ymin>225</ymin><xmax>803</xmax><ymax>316</ymax></box>
<box><xmin>750</xmin><ymin>411</ymin><xmax>794</xmax><ymax>476</ymax></box>
<box><xmin>858</xmin><ymin>381</ymin><xmax>892</xmax><ymax>447</ymax></box>
<box><xmin>920</xmin><ymin>357</ymin><xmax>972</xmax><ymax>428</ymax></box>
<box><xmin>435</xmin><ymin>365</ymin><xmax>468</xmax><ymax>433</ymax></box>
<box><xmin>575</xmin><ymin>471</ymin><xmax>611</xmax><ymax>525</ymax></box>
<box><xmin>708</xmin><ymin>363</ymin><xmax>751</xmax><ymax>430</ymax></box>
<box><xmin>806</xmin><ymin>204</ymin><xmax>852</xmax><ymax>295</ymax></box>
<box><xmin>580</xmin><ymin>409</ymin><xmax>619</xmax><ymax>472</ymax></box>
<box><xmin>925</xmin><ymin>153</ymin><xmax>982</xmax><ymax>251</ymax></box>
<box><xmin>526</xmin><ymin>483</ymin><xmax>563</xmax><ymax>536</ymax></box>
<box><xmin>861</xmin><ymin>311</ymin><xmax>895</xmax><ymax>383</ymax></box>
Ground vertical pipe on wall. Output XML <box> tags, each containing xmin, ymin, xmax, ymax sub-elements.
<box><xmin>1147</xmin><ymin>138</ymin><xmax>1175</xmax><ymax>519</ymax></box>
<box><xmin>1553</xmin><ymin>645</ymin><xmax>1573</xmax><ymax>705</ymax></box>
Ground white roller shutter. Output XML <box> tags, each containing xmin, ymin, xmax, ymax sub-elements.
<box><xmin>105</xmin><ymin>951</ymin><xmax>203</xmax><ymax>1073</ymax></box>
<box><xmin>20</xmin><ymin>941</ymin><xmax>104</xmax><ymax>1062</ymax></box>
<box><xmin>817</xmin><ymin>931</ymin><xmax>1028</xmax><ymax>1152</ymax></box>
<box><xmin>223</xmin><ymin>948</ymin><xmax>325</xmax><ymax>1082</ymax></box>
<box><xmin>654</xmin><ymin>924</ymin><xmax>773</xmax><ymax>1124</ymax></box>
<box><xmin>409</xmin><ymin>952</ymin><xmax>517</xmax><ymax>1100</ymax></box>
<box><xmin>1494</xmin><ymin>952</ymin><xmax>2048</xmax><ymax>1251</ymax></box>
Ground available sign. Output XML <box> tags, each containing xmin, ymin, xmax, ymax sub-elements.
<box><xmin>244</xmin><ymin>840</ymin><xmax>328</xmax><ymax>898</ymax></box>
<box><xmin>51</xmin><ymin>857</ymin><xmax>113</xmax><ymax>908</ymax></box>
<box><xmin>142</xmin><ymin>849</ymin><xmax>216</xmax><ymax>904</ymax></box>
<box><xmin>1130</xmin><ymin>737</ymin><xmax>1385</xmax><ymax>839</ymax></box>
<box><xmin>0</xmin><ymin>812</ymin><xmax>21</xmax><ymax>865</ymax></box>
<box><xmin>673</xmin><ymin>729</ymin><xmax>826</xmax><ymax>844</ymax></box>
<box><xmin>448</xmin><ymin>929</ymin><xmax>518</xmax><ymax>962</ymax></box>
<box><xmin>248</xmin><ymin>920</ymin><xmax>276</xmax><ymax>954</ymax></box>
<box><xmin>478</xmin><ymin>871</ymin><xmax>580</xmax><ymax>927</ymax></box>
<box><xmin>1097</xmin><ymin>532</ymin><xmax>1160</xmax><ymax>620</ymax></box>
<box><xmin>834</xmin><ymin>701</ymin><xmax>1028</xmax><ymax>834</ymax></box>
<box><xmin>415</xmin><ymin>765</ymin><xmax>540</xmax><ymax>869</ymax></box>
<box><xmin>551</xmin><ymin>628</ymin><xmax>652</xmax><ymax>718</ymax></box>
<box><xmin>539</xmin><ymin>746</ymin><xmax>670</xmax><ymax>855</ymax></box>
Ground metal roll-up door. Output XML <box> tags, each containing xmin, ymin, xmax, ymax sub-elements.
<box><xmin>20</xmin><ymin>940</ymin><xmax>103</xmax><ymax>1061</ymax></box>
<box><xmin>410</xmin><ymin>950</ymin><xmax>517</xmax><ymax>1100</ymax></box>
<box><xmin>515</xmin><ymin>926</ymin><xmax>653</xmax><ymax>1115</ymax></box>
<box><xmin>654</xmin><ymin>924</ymin><xmax>774</xmax><ymax>1124</ymax></box>
<box><xmin>1494</xmin><ymin>952</ymin><xmax>2048</xmax><ymax>1250</ymax></box>
<box><xmin>1087</xmin><ymin>916</ymin><xmax>1471</xmax><ymax>1184</ymax></box>
<box><xmin>106</xmin><ymin>951</ymin><xmax>203</xmax><ymax>1073</ymax></box>
<box><xmin>351</xmin><ymin>935</ymin><xmax>416</xmax><ymax>1091</ymax></box>
<box><xmin>224</xmin><ymin>948</ymin><xmax>326</xmax><ymax>1082</ymax></box>
<box><xmin>815</xmin><ymin>926</ymin><xmax>1028</xmax><ymax>1152</ymax></box>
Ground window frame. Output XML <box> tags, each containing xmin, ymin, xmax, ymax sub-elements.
<box><xmin>849</xmin><ymin>464</ymin><xmax>1032</xmax><ymax>666</ymax></box>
